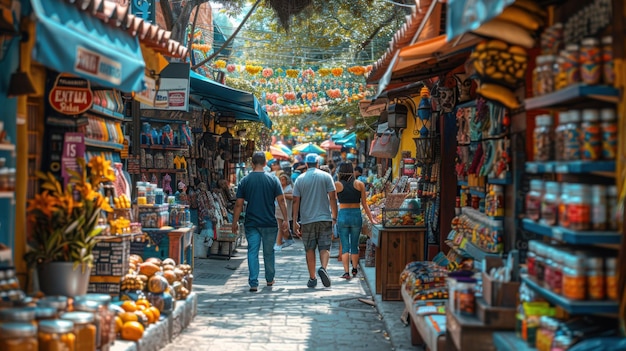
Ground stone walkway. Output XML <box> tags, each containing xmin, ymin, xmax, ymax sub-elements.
<box><xmin>160</xmin><ymin>238</ymin><xmax>417</xmax><ymax>351</ymax></box>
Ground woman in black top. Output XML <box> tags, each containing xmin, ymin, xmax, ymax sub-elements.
<box><xmin>334</xmin><ymin>162</ymin><xmax>377</xmax><ymax>279</ymax></box>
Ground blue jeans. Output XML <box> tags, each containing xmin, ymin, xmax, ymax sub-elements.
<box><xmin>337</xmin><ymin>208</ymin><xmax>362</xmax><ymax>255</ymax></box>
<box><xmin>245</xmin><ymin>226</ymin><xmax>277</xmax><ymax>287</ymax></box>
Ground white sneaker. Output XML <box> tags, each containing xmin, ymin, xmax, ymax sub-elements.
<box><xmin>273</xmin><ymin>244</ymin><xmax>282</xmax><ymax>252</ymax></box>
<box><xmin>283</xmin><ymin>239</ymin><xmax>295</xmax><ymax>248</ymax></box>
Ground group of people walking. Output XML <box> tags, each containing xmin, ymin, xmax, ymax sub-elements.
<box><xmin>232</xmin><ymin>151</ymin><xmax>377</xmax><ymax>292</ymax></box>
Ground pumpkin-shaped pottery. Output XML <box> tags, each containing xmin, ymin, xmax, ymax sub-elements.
<box><xmin>148</xmin><ymin>275</ymin><xmax>169</xmax><ymax>294</ymax></box>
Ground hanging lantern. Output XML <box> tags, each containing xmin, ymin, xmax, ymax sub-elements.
<box><xmin>387</xmin><ymin>103</ymin><xmax>408</xmax><ymax>129</ymax></box>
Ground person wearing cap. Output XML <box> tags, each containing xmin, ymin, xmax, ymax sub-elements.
<box><xmin>233</xmin><ymin>152</ymin><xmax>290</xmax><ymax>292</ymax></box>
<box><xmin>267</xmin><ymin>159</ymin><xmax>281</xmax><ymax>175</ymax></box>
<box><xmin>292</xmin><ymin>153</ymin><xmax>338</xmax><ymax>289</ymax></box>
<box><xmin>291</xmin><ymin>161</ymin><xmax>306</xmax><ymax>183</ymax></box>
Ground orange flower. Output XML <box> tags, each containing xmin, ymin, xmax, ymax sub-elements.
<box><xmin>26</xmin><ymin>191</ymin><xmax>60</xmax><ymax>219</ymax></box>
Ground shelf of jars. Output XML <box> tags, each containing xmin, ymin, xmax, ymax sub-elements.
<box><xmin>524</xmin><ymin>83</ymin><xmax>619</xmax><ymax>110</ymax></box>
<box><xmin>525</xmin><ymin>160</ymin><xmax>615</xmax><ymax>174</ymax></box>
<box><xmin>521</xmin><ymin>275</ymin><xmax>618</xmax><ymax>315</ymax></box>
<box><xmin>521</xmin><ymin>218</ymin><xmax>621</xmax><ymax>245</ymax></box>
<box><xmin>84</xmin><ymin>138</ymin><xmax>124</xmax><ymax>150</ymax></box>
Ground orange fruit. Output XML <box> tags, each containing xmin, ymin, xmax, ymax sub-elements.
<box><xmin>121</xmin><ymin>321</ymin><xmax>144</xmax><ymax>341</ymax></box>
<box><xmin>115</xmin><ymin>316</ymin><xmax>123</xmax><ymax>334</ymax></box>
<box><xmin>119</xmin><ymin>312</ymin><xmax>138</xmax><ymax>323</ymax></box>
<box><xmin>148</xmin><ymin>306</ymin><xmax>161</xmax><ymax>322</ymax></box>
<box><xmin>136</xmin><ymin>299</ymin><xmax>151</xmax><ymax>310</ymax></box>
<box><xmin>121</xmin><ymin>301</ymin><xmax>138</xmax><ymax>313</ymax></box>
<box><xmin>142</xmin><ymin>307</ymin><xmax>155</xmax><ymax>324</ymax></box>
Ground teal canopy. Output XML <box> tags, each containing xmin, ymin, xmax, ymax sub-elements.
<box><xmin>31</xmin><ymin>0</ymin><xmax>145</xmax><ymax>92</ymax></box>
<box><xmin>189</xmin><ymin>71</ymin><xmax>272</xmax><ymax>129</ymax></box>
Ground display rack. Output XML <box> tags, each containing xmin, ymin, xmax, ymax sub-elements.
<box><xmin>521</xmin><ymin>219</ymin><xmax>621</xmax><ymax>245</ymax></box>
<box><xmin>524</xmin><ymin>84</ymin><xmax>619</xmax><ymax>110</ymax></box>
<box><xmin>525</xmin><ymin>160</ymin><xmax>615</xmax><ymax>174</ymax></box>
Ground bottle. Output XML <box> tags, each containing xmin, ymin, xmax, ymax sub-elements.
<box><xmin>562</xmin><ymin>253</ymin><xmax>586</xmax><ymax>300</ymax></box>
<box><xmin>527</xmin><ymin>241</ymin><xmax>537</xmax><ymax>277</ymax></box>
<box><xmin>554</xmin><ymin>111</ymin><xmax>569</xmax><ymax>161</ymax></box>
<box><xmin>606</xmin><ymin>257</ymin><xmax>617</xmax><ymax>300</ymax></box>
<box><xmin>607</xmin><ymin>185</ymin><xmax>618</xmax><ymax>230</ymax></box>
<box><xmin>551</xmin><ymin>248</ymin><xmax>564</xmax><ymax>295</ymax></box>
<box><xmin>533</xmin><ymin>115</ymin><xmax>553</xmax><ymax>161</ymax></box>
<box><xmin>563</xmin><ymin>44</ymin><xmax>581</xmax><ymax>84</ymax></box>
<box><xmin>600</xmin><ymin>108</ymin><xmax>617</xmax><ymax>160</ymax></box>
<box><xmin>581</xmin><ymin>109</ymin><xmax>601</xmax><ymax>161</ymax></box>
<box><xmin>558</xmin><ymin>183</ymin><xmax>570</xmax><ymax>228</ymax></box>
<box><xmin>526</xmin><ymin>180</ymin><xmax>544</xmax><ymax>222</ymax></box>
<box><xmin>564</xmin><ymin>110</ymin><xmax>582</xmax><ymax>161</ymax></box>
<box><xmin>602</xmin><ymin>36</ymin><xmax>614</xmax><ymax>84</ymax></box>
<box><xmin>591</xmin><ymin>185</ymin><xmax>607</xmax><ymax>230</ymax></box>
<box><xmin>540</xmin><ymin>181</ymin><xmax>560</xmax><ymax>226</ymax></box>
<box><xmin>567</xmin><ymin>184</ymin><xmax>590</xmax><ymax>231</ymax></box>
<box><xmin>587</xmin><ymin>257</ymin><xmax>605</xmax><ymax>300</ymax></box>
<box><xmin>580</xmin><ymin>37</ymin><xmax>601</xmax><ymax>85</ymax></box>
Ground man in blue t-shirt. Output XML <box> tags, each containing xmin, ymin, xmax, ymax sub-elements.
<box><xmin>292</xmin><ymin>153</ymin><xmax>338</xmax><ymax>289</ymax></box>
<box><xmin>233</xmin><ymin>152</ymin><xmax>290</xmax><ymax>292</ymax></box>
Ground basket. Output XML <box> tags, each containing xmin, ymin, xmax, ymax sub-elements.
<box><xmin>384</xmin><ymin>192</ymin><xmax>409</xmax><ymax>209</ymax></box>
<box><xmin>216</xmin><ymin>223</ymin><xmax>239</xmax><ymax>242</ymax></box>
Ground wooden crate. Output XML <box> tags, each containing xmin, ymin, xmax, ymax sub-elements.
<box><xmin>476</xmin><ymin>297</ymin><xmax>517</xmax><ymax>329</ymax></box>
<box><xmin>446</xmin><ymin>308</ymin><xmax>511</xmax><ymax>351</ymax></box>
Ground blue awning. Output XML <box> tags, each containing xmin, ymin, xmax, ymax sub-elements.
<box><xmin>31</xmin><ymin>0</ymin><xmax>145</xmax><ymax>92</ymax></box>
<box><xmin>189</xmin><ymin>71</ymin><xmax>272</xmax><ymax>129</ymax></box>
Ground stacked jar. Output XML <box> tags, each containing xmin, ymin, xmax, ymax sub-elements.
<box><xmin>600</xmin><ymin>108</ymin><xmax>617</xmax><ymax>160</ymax></box>
<box><xmin>0</xmin><ymin>323</ymin><xmax>38</xmax><ymax>351</ymax></box>
<box><xmin>554</xmin><ymin>112</ymin><xmax>569</xmax><ymax>161</ymax></box>
<box><xmin>562</xmin><ymin>253</ymin><xmax>586</xmax><ymax>300</ymax></box>
<box><xmin>38</xmin><ymin>319</ymin><xmax>75</xmax><ymax>351</ymax></box>
<box><xmin>586</xmin><ymin>256</ymin><xmax>605</xmax><ymax>301</ymax></box>
<box><xmin>533</xmin><ymin>115</ymin><xmax>553</xmax><ymax>161</ymax></box>
<box><xmin>525</xmin><ymin>180</ymin><xmax>544</xmax><ymax>222</ymax></box>
<box><xmin>563</xmin><ymin>110</ymin><xmax>582</xmax><ymax>161</ymax></box>
<box><xmin>581</xmin><ymin>109</ymin><xmax>602</xmax><ymax>161</ymax></box>
<box><xmin>540</xmin><ymin>181</ymin><xmax>560</xmax><ymax>226</ymax></box>
<box><xmin>566</xmin><ymin>184</ymin><xmax>591</xmax><ymax>231</ymax></box>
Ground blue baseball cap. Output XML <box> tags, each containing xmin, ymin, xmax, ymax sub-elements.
<box><xmin>304</xmin><ymin>153</ymin><xmax>319</xmax><ymax>164</ymax></box>
<box><xmin>267</xmin><ymin>159</ymin><xmax>277</xmax><ymax>166</ymax></box>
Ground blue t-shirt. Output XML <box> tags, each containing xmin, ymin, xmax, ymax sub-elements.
<box><xmin>293</xmin><ymin>168</ymin><xmax>336</xmax><ymax>225</ymax></box>
<box><xmin>236</xmin><ymin>172</ymin><xmax>283</xmax><ymax>227</ymax></box>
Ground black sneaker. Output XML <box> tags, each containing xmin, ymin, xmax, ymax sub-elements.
<box><xmin>307</xmin><ymin>278</ymin><xmax>317</xmax><ymax>288</ymax></box>
<box><xmin>249</xmin><ymin>286</ymin><xmax>258</xmax><ymax>292</ymax></box>
<box><xmin>318</xmin><ymin>267</ymin><xmax>331</xmax><ymax>287</ymax></box>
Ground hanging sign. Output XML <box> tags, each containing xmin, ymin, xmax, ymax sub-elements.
<box><xmin>139</xmin><ymin>63</ymin><xmax>189</xmax><ymax>111</ymax></box>
<box><xmin>446</xmin><ymin>0</ymin><xmax>515</xmax><ymax>39</ymax></box>
<box><xmin>49</xmin><ymin>74</ymin><xmax>93</xmax><ymax>115</ymax></box>
<box><xmin>61</xmin><ymin>132</ymin><xmax>85</xmax><ymax>186</ymax></box>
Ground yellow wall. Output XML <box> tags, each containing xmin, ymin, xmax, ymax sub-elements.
<box><xmin>392</xmin><ymin>96</ymin><xmax>421</xmax><ymax>179</ymax></box>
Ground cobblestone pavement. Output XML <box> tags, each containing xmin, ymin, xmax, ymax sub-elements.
<box><xmin>160</xmin><ymin>238</ymin><xmax>416</xmax><ymax>351</ymax></box>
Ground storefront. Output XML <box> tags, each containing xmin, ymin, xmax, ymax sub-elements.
<box><xmin>362</xmin><ymin>0</ymin><xmax>625</xmax><ymax>350</ymax></box>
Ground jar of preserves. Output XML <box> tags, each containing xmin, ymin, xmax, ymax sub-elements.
<box><xmin>533</xmin><ymin>56</ymin><xmax>546</xmax><ymax>96</ymax></box>
<box><xmin>551</xmin><ymin>248</ymin><xmax>564</xmax><ymax>295</ymax></box>
<box><xmin>0</xmin><ymin>323</ymin><xmax>38</xmax><ymax>351</ymax></box>
<box><xmin>564</xmin><ymin>110</ymin><xmax>582</xmax><ymax>161</ymax></box>
<box><xmin>535</xmin><ymin>242</ymin><xmax>546</xmax><ymax>284</ymax></box>
<box><xmin>527</xmin><ymin>241</ymin><xmax>537</xmax><ymax>277</ymax></box>
<box><xmin>455</xmin><ymin>278</ymin><xmax>476</xmax><ymax>316</ymax></box>
<box><xmin>540</xmin><ymin>181</ymin><xmax>560</xmax><ymax>226</ymax></box>
<box><xmin>602</xmin><ymin>36</ymin><xmax>614</xmax><ymax>84</ymax></box>
<box><xmin>526</xmin><ymin>180</ymin><xmax>544</xmax><ymax>222</ymax></box>
<box><xmin>75</xmin><ymin>294</ymin><xmax>114</xmax><ymax>350</ymax></box>
<box><xmin>0</xmin><ymin>307</ymin><xmax>36</xmax><ymax>324</ymax></box>
<box><xmin>35</xmin><ymin>307</ymin><xmax>59</xmax><ymax>322</ymax></box>
<box><xmin>37</xmin><ymin>296</ymin><xmax>68</xmax><ymax>314</ymax></box>
<box><xmin>38</xmin><ymin>319</ymin><xmax>75</xmax><ymax>351</ymax></box>
<box><xmin>543</xmin><ymin>247</ymin><xmax>554</xmax><ymax>290</ymax></box>
<box><xmin>558</xmin><ymin>183</ymin><xmax>571</xmax><ymax>228</ymax></box>
<box><xmin>554</xmin><ymin>111</ymin><xmax>569</xmax><ymax>161</ymax></box>
<box><xmin>562</xmin><ymin>254</ymin><xmax>586</xmax><ymax>300</ymax></box>
<box><xmin>581</xmin><ymin>109</ymin><xmax>601</xmax><ymax>161</ymax></box>
<box><xmin>600</xmin><ymin>108</ymin><xmax>617</xmax><ymax>160</ymax></box>
<box><xmin>587</xmin><ymin>257</ymin><xmax>605</xmax><ymax>300</ymax></box>
<box><xmin>541</xmin><ymin>55</ymin><xmax>557</xmax><ymax>94</ymax></box>
<box><xmin>533</xmin><ymin>115</ymin><xmax>553</xmax><ymax>161</ymax></box>
<box><xmin>580</xmin><ymin>38</ymin><xmax>601</xmax><ymax>85</ymax></box>
<box><xmin>61</xmin><ymin>312</ymin><xmax>97</xmax><ymax>351</ymax></box>
<box><xmin>606</xmin><ymin>257</ymin><xmax>617</xmax><ymax>300</ymax></box>
<box><xmin>567</xmin><ymin>184</ymin><xmax>590</xmax><ymax>231</ymax></box>
<box><xmin>73</xmin><ymin>299</ymin><xmax>102</xmax><ymax>349</ymax></box>
<box><xmin>591</xmin><ymin>185</ymin><xmax>607</xmax><ymax>231</ymax></box>
<box><xmin>563</xmin><ymin>44</ymin><xmax>581</xmax><ymax>84</ymax></box>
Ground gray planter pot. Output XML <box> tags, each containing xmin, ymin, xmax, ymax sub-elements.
<box><xmin>37</xmin><ymin>262</ymin><xmax>90</xmax><ymax>297</ymax></box>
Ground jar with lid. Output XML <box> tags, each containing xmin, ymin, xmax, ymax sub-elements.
<box><xmin>533</xmin><ymin>115</ymin><xmax>553</xmax><ymax>161</ymax></box>
<box><xmin>540</xmin><ymin>181</ymin><xmax>560</xmax><ymax>226</ymax></box>
<box><xmin>600</xmin><ymin>108</ymin><xmax>617</xmax><ymax>160</ymax></box>
<box><xmin>184</xmin><ymin>206</ymin><xmax>191</xmax><ymax>226</ymax></box>
<box><xmin>0</xmin><ymin>307</ymin><xmax>36</xmax><ymax>324</ymax></box>
<box><xmin>61</xmin><ymin>312</ymin><xmax>96</xmax><ymax>351</ymax></box>
<box><xmin>146</xmin><ymin>183</ymin><xmax>155</xmax><ymax>205</ymax></box>
<box><xmin>35</xmin><ymin>307</ymin><xmax>59</xmax><ymax>322</ymax></box>
<box><xmin>558</xmin><ymin>183</ymin><xmax>571</xmax><ymax>228</ymax></box>
<box><xmin>564</xmin><ymin>110</ymin><xmax>582</xmax><ymax>161</ymax></box>
<box><xmin>155</xmin><ymin>188</ymin><xmax>164</xmax><ymax>205</ymax></box>
<box><xmin>0</xmin><ymin>323</ymin><xmax>38</xmax><ymax>351</ymax></box>
<box><xmin>38</xmin><ymin>319</ymin><xmax>75</xmax><ymax>351</ymax></box>
<box><xmin>455</xmin><ymin>278</ymin><xmax>476</xmax><ymax>316</ymax></box>
<box><xmin>533</xmin><ymin>56</ymin><xmax>547</xmax><ymax>96</ymax></box>
<box><xmin>580</xmin><ymin>37</ymin><xmax>602</xmax><ymax>85</ymax></box>
<box><xmin>75</xmin><ymin>294</ymin><xmax>114</xmax><ymax>350</ymax></box>
<box><xmin>526</xmin><ymin>179</ymin><xmax>544</xmax><ymax>222</ymax></box>
<box><xmin>534</xmin><ymin>242</ymin><xmax>546</xmax><ymax>284</ymax></box>
<box><xmin>602</xmin><ymin>36</ymin><xmax>614</xmax><ymax>84</ymax></box>
<box><xmin>170</xmin><ymin>205</ymin><xmax>180</xmax><ymax>227</ymax></box>
<box><xmin>562</xmin><ymin>253</ymin><xmax>586</xmax><ymax>300</ymax></box>
<box><xmin>587</xmin><ymin>256</ymin><xmax>605</xmax><ymax>300</ymax></box>
<box><xmin>72</xmin><ymin>299</ymin><xmax>102</xmax><ymax>349</ymax></box>
<box><xmin>606</xmin><ymin>185</ymin><xmax>618</xmax><ymax>231</ymax></box>
<box><xmin>581</xmin><ymin>109</ymin><xmax>601</xmax><ymax>161</ymax></box>
<box><xmin>527</xmin><ymin>241</ymin><xmax>537</xmax><ymax>277</ymax></box>
<box><xmin>562</xmin><ymin>44</ymin><xmax>581</xmax><ymax>84</ymax></box>
<box><xmin>542</xmin><ymin>247</ymin><xmax>554</xmax><ymax>290</ymax></box>
<box><xmin>605</xmin><ymin>257</ymin><xmax>617</xmax><ymax>300</ymax></box>
<box><xmin>540</xmin><ymin>55</ymin><xmax>557</xmax><ymax>94</ymax></box>
<box><xmin>37</xmin><ymin>296</ymin><xmax>68</xmax><ymax>314</ymax></box>
<box><xmin>550</xmin><ymin>248</ymin><xmax>564</xmax><ymax>295</ymax></box>
<box><xmin>554</xmin><ymin>111</ymin><xmax>569</xmax><ymax>161</ymax></box>
<box><xmin>554</xmin><ymin>54</ymin><xmax>568</xmax><ymax>91</ymax></box>
<box><xmin>567</xmin><ymin>184</ymin><xmax>590</xmax><ymax>231</ymax></box>
<box><xmin>136</xmin><ymin>184</ymin><xmax>147</xmax><ymax>205</ymax></box>
<box><xmin>591</xmin><ymin>185</ymin><xmax>607</xmax><ymax>230</ymax></box>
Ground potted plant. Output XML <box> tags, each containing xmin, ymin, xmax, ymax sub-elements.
<box><xmin>25</xmin><ymin>156</ymin><xmax>115</xmax><ymax>296</ymax></box>
<box><xmin>358</xmin><ymin>234</ymin><xmax>369</xmax><ymax>259</ymax></box>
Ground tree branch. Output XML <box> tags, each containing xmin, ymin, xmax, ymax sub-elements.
<box><xmin>159</xmin><ymin>0</ymin><xmax>175</xmax><ymax>30</ymax></box>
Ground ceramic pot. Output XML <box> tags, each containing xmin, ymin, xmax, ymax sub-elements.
<box><xmin>37</xmin><ymin>262</ymin><xmax>90</xmax><ymax>297</ymax></box>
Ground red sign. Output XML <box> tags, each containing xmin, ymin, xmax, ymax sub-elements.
<box><xmin>48</xmin><ymin>75</ymin><xmax>93</xmax><ymax>115</ymax></box>
<box><xmin>168</xmin><ymin>92</ymin><xmax>186</xmax><ymax>107</ymax></box>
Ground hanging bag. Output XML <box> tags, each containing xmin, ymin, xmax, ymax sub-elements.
<box><xmin>369</xmin><ymin>129</ymin><xmax>400</xmax><ymax>158</ymax></box>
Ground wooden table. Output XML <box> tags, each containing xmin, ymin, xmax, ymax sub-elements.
<box><xmin>372</xmin><ymin>225</ymin><xmax>425</xmax><ymax>301</ymax></box>
<box><xmin>401</xmin><ymin>283</ymin><xmax>447</xmax><ymax>351</ymax></box>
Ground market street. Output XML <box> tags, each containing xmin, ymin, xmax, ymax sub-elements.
<box><xmin>160</xmin><ymin>238</ymin><xmax>415</xmax><ymax>351</ymax></box>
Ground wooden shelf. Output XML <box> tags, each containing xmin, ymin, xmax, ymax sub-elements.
<box><xmin>524</xmin><ymin>84</ymin><xmax>619</xmax><ymax>110</ymax></box>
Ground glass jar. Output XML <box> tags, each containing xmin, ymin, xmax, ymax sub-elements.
<box><xmin>540</xmin><ymin>181</ymin><xmax>560</xmax><ymax>226</ymax></box>
<box><xmin>533</xmin><ymin>56</ymin><xmax>546</xmax><ymax>96</ymax></box>
<box><xmin>37</xmin><ymin>296</ymin><xmax>69</xmax><ymax>314</ymax></box>
<box><xmin>75</xmin><ymin>294</ymin><xmax>114</xmax><ymax>350</ymax></box>
<box><xmin>0</xmin><ymin>307</ymin><xmax>36</xmax><ymax>324</ymax></box>
<box><xmin>563</xmin><ymin>44</ymin><xmax>581</xmax><ymax>84</ymax></box>
<box><xmin>35</xmin><ymin>307</ymin><xmax>59</xmax><ymax>322</ymax></box>
<box><xmin>535</xmin><ymin>242</ymin><xmax>546</xmax><ymax>284</ymax></box>
<box><xmin>155</xmin><ymin>188</ymin><xmax>164</xmax><ymax>205</ymax></box>
<box><xmin>606</xmin><ymin>185</ymin><xmax>618</xmax><ymax>231</ymax></box>
<box><xmin>72</xmin><ymin>299</ymin><xmax>102</xmax><ymax>349</ymax></box>
<box><xmin>146</xmin><ymin>184</ymin><xmax>155</xmax><ymax>205</ymax></box>
<box><xmin>606</xmin><ymin>257</ymin><xmax>617</xmax><ymax>300</ymax></box>
<box><xmin>533</xmin><ymin>115</ymin><xmax>553</xmax><ymax>161</ymax></box>
<box><xmin>581</xmin><ymin>109</ymin><xmax>601</xmax><ymax>161</ymax></box>
<box><xmin>541</xmin><ymin>55</ymin><xmax>556</xmax><ymax>94</ymax></box>
<box><xmin>551</xmin><ymin>248</ymin><xmax>564</xmax><ymax>295</ymax></box>
<box><xmin>61</xmin><ymin>312</ymin><xmax>97</xmax><ymax>351</ymax></box>
<box><xmin>587</xmin><ymin>257</ymin><xmax>605</xmax><ymax>300</ymax></box>
<box><xmin>0</xmin><ymin>323</ymin><xmax>38</xmax><ymax>351</ymax></box>
<box><xmin>580</xmin><ymin>37</ymin><xmax>602</xmax><ymax>85</ymax></box>
<box><xmin>455</xmin><ymin>279</ymin><xmax>476</xmax><ymax>316</ymax></box>
<box><xmin>543</xmin><ymin>247</ymin><xmax>554</xmax><ymax>290</ymax></box>
<box><xmin>602</xmin><ymin>36</ymin><xmax>614</xmax><ymax>84</ymax></box>
<box><xmin>558</xmin><ymin>183</ymin><xmax>570</xmax><ymax>228</ymax></box>
<box><xmin>526</xmin><ymin>179</ymin><xmax>544</xmax><ymax>222</ymax></box>
<box><xmin>564</xmin><ymin>110</ymin><xmax>582</xmax><ymax>161</ymax></box>
<box><xmin>600</xmin><ymin>108</ymin><xmax>617</xmax><ymax>160</ymax></box>
<box><xmin>567</xmin><ymin>184</ymin><xmax>590</xmax><ymax>231</ymax></box>
<box><xmin>591</xmin><ymin>185</ymin><xmax>607</xmax><ymax>231</ymax></box>
<box><xmin>554</xmin><ymin>111</ymin><xmax>569</xmax><ymax>161</ymax></box>
<box><xmin>562</xmin><ymin>254</ymin><xmax>586</xmax><ymax>300</ymax></box>
<box><xmin>38</xmin><ymin>319</ymin><xmax>75</xmax><ymax>351</ymax></box>
<box><xmin>527</xmin><ymin>241</ymin><xmax>537</xmax><ymax>277</ymax></box>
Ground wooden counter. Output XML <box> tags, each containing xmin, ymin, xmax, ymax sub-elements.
<box><xmin>401</xmin><ymin>283</ymin><xmax>447</xmax><ymax>351</ymax></box>
<box><xmin>372</xmin><ymin>225</ymin><xmax>425</xmax><ymax>301</ymax></box>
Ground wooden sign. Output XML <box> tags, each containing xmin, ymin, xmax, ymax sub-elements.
<box><xmin>49</xmin><ymin>74</ymin><xmax>93</xmax><ymax>116</ymax></box>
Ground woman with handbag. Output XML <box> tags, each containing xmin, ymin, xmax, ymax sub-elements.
<box><xmin>334</xmin><ymin>162</ymin><xmax>378</xmax><ymax>279</ymax></box>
